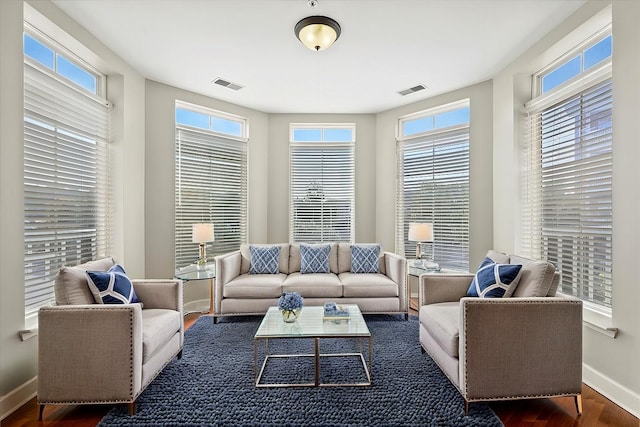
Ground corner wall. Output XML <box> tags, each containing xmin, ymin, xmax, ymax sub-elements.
<box><xmin>375</xmin><ymin>80</ymin><xmax>494</xmax><ymax>268</ymax></box>
<box><xmin>493</xmin><ymin>0</ymin><xmax>640</xmax><ymax>416</ymax></box>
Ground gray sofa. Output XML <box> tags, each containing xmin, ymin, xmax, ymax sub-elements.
<box><xmin>214</xmin><ymin>243</ymin><xmax>407</xmax><ymax>321</ymax></box>
<box><xmin>37</xmin><ymin>257</ymin><xmax>183</xmax><ymax>418</ymax></box>
<box><xmin>418</xmin><ymin>250</ymin><xmax>583</xmax><ymax>414</ymax></box>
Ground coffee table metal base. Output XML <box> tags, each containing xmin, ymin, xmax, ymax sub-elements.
<box><xmin>254</xmin><ymin>337</ymin><xmax>372</xmax><ymax>387</ymax></box>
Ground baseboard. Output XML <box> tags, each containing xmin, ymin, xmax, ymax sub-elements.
<box><xmin>583</xmin><ymin>363</ymin><xmax>640</xmax><ymax>419</ymax></box>
<box><xmin>0</xmin><ymin>376</ymin><xmax>37</xmax><ymax>421</ymax></box>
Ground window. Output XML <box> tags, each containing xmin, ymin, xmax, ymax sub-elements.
<box><xmin>396</xmin><ymin>101</ymin><xmax>470</xmax><ymax>271</ymax></box>
<box><xmin>23</xmin><ymin>27</ymin><xmax>111</xmax><ymax>317</ymax></box>
<box><xmin>289</xmin><ymin>124</ymin><xmax>355</xmax><ymax>242</ymax></box>
<box><xmin>522</xmin><ymin>28</ymin><xmax>612</xmax><ymax>310</ymax></box>
<box><xmin>175</xmin><ymin>103</ymin><xmax>248</xmax><ymax>267</ymax></box>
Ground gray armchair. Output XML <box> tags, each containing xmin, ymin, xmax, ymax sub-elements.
<box><xmin>418</xmin><ymin>252</ymin><xmax>583</xmax><ymax>414</ymax></box>
<box><xmin>37</xmin><ymin>257</ymin><xmax>183</xmax><ymax>419</ymax></box>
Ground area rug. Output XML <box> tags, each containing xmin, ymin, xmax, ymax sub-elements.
<box><xmin>99</xmin><ymin>315</ymin><xmax>503</xmax><ymax>426</ymax></box>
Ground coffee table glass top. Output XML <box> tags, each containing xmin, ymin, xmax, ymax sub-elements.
<box><xmin>255</xmin><ymin>305</ymin><xmax>370</xmax><ymax>339</ymax></box>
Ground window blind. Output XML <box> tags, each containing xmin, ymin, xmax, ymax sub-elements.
<box><xmin>522</xmin><ymin>77</ymin><xmax>612</xmax><ymax>309</ymax></box>
<box><xmin>396</xmin><ymin>126</ymin><xmax>470</xmax><ymax>271</ymax></box>
<box><xmin>175</xmin><ymin>126</ymin><xmax>248</xmax><ymax>268</ymax></box>
<box><xmin>290</xmin><ymin>142</ymin><xmax>354</xmax><ymax>242</ymax></box>
<box><xmin>24</xmin><ymin>63</ymin><xmax>111</xmax><ymax>316</ymax></box>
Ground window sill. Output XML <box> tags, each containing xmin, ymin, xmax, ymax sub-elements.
<box><xmin>582</xmin><ymin>301</ymin><xmax>618</xmax><ymax>338</ymax></box>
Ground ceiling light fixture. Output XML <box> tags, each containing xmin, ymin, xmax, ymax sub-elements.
<box><xmin>294</xmin><ymin>11</ymin><xmax>341</xmax><ymax>52</ymax></box>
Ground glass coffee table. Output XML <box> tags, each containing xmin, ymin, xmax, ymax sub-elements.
<box><xmin>254</xmin><ymin>305</ymin><xmax>371</xmax><ymax>387</ymax></box>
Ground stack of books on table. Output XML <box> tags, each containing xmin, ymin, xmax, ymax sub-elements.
<box><xmin>323</xmin><ymin>302</ymin><xmax>350</xmax><ymax>321</ymax></box>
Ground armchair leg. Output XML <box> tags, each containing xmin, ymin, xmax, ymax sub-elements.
<box><xmin>38</xmin><ymin>404</ymin><xmax>45</xmax><ymax>421</ymax></box>
<box><xmin>574</xmin><ymin>394</ymin><xmax>583</xmax><ymax>416</ymax></box>
<box><xmin>213</xmin><ymin>316</ymin><xmax>217</xmax><ymax>324</ymax></box>
<box><xmin>177</xmin><ymin>349</ymin><xmax>183</xmax><ymax>359</ymax></box>
<box><xmin>405</xmin><ymin>313</ymin><xmax>409</xmax><ymax>321</ymax></box>
<box><xmin>128</xmin><ymin>402</ymin><xmax>135</xmax><ymax>415</ymax></box>
<box><xmin>464</xmin><ymin>400</ymin><xmax>470</xmax><ymax>415</ymax></box>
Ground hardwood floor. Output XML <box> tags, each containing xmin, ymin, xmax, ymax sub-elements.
<box><xmin>3</xmin><ymin>312</ymin><xmax>637</xmax><ymax>427</ymax></box>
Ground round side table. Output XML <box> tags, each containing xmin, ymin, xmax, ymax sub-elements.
<box><xmin>175</xmin><ymin>263</ymin><xmax>216</xmax><ymax>314</ymax></box>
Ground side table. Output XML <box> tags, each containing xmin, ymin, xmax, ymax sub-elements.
<box><xmin>175</xmin><ymin>263</ymin><xmax>216</xmax><ymax>314</ymax></box>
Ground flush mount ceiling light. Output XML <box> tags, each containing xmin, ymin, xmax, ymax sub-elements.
<box><xmin>294</xmin><ymin>15</ymin><xmax>341</xmax><ymax>51</ymax></box>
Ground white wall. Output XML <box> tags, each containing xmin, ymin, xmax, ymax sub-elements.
<box><xmin>144</xmin><ymin>80</ymin><xmax>270</xmax><ymax>279</ymax></box>
<box><xmin>493</xmin><ymin>0</ymin><xmax>640</xmax><ymax>416</ymax></box>
<box><xmin>376</xmin><ymin>80</ymin><xmax>494</xmax><ymax>269</ymax></box>
<box><xmin>267</xmin><ymin>114</ymin><xmax>377</xmax><ymax>244</ymax></box>
<box><xmin>0</xmin><ymin>0</ymin><xmax>146</xmax><ymax>417</ymax></box>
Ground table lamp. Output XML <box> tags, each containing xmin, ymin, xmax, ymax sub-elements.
<box><xmin>408</xmin><ymin>222</ymin><xmax>438</xmax><ymax>270</ymax></box>
<box><xmin>192</xmin><ymin>223</ymin><xmax>214</xmax><ymax>266</ymax></box>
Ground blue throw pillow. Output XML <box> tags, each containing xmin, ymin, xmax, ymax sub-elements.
<box><xmin>86</xmin><ymin>264</ymin><xmax>140</xmax><ymax>304</ymax></box>
<box><xmin>350</xmin><ymin>244</ymin><xmax>380</xmax><ymax>273</ymax></box>
<box><xmin>467</xmin><ymin>257</ymin><xmax>522</xmax><ymax>298</ymax></box>
<box><xmin>300</xmin><ymin>244</ymin><xmax>330</xmax><ymax>274</ymax></box>
<box><xmin>249</xmin><ymin>245</ymin><xmax>281</xmax><ymax>274</ymax></box>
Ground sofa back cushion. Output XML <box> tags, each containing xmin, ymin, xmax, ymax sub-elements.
<box><xmin>54</xmin><ymin>257</ymin><xmax>115</xmax><ymax>305</ymax></box>
<box><xmin>509</xmin><ymin>255</ymin><xmax>557</xmax><ymax>297</ymax></box>
<box><xmin>337</xmin><ymin>243</ymin><xmax>386</xmax><ymax>275</ymax></box>
<box><xmin>240</xmin><ymin>244</ymin><xmax>289</xmax><ymax>274</ymax></box>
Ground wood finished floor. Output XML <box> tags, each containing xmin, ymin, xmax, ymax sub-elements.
<box><xmin>3</xmin><ymin>309</ymin><xmax>638</xmax><ymax>427</ymax></box>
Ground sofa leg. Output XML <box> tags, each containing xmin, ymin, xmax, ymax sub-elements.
<box><xmin>177</xmin><ymin>349</ymin><xmax>183</xmax><ymax>359</ymax></box>
<box><xmin>213</xmin><ymin>316</ymin><xmax>217</xmax><ymax>324</ymax></box>
<box><xmin>128</xmin><ymin>402</ymin><xmax>135</xmax><ymax>415</ymax></box>
<box><xmin>38</xmin><ymin>404</ymin><xmax>45</xmax><ymax>421</ymax></box>
<box><xmin>464</xmin><ymin>400</ymin><xmax>470</xmax><ymax>415</ymax></box>
<box><xmin>405</xmin><ymin>313</ymin><xmax>409</xmax><ymax>321</ymax></box>
<box><xmin>574</xmin><ymin>394</ymin><xmax>583</xmax><ymax>416</ymax></box>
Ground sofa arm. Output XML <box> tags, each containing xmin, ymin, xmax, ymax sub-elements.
<box><xmin>132</xmin><ymin>279</ymin><xmax>183</xmax><ymax>312</ymax></box>
<box><xmin>383</xmin><ymin>252</ymin><xmax>408</xmax><ymax>312</ymax></box>
<box><xmin>419</xmin><ymin>273</ymin><xmax>474</xmax><ymax>305</ymax></box>
<box><xmin>38</xmin><ymin>304</ymin><xmax>143</xmax><ymax>404</ymax></box>
<box><xmin>458</xmin><ymin>296</ymin><xmax>583</xmax><ymax>401</ymax></box>
<box><xmin>214</xmin><ymin>250</ymin><xmax>242</xmax><ymax>313</ymax></box>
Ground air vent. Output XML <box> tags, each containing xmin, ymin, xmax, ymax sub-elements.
<box><xmin>398</xmin><ymin>84</ymin><xmax>427</xmax><ymax>96</ymax></box>
<box><xmin>212</xmin><ymin>77</ymin><xmax>244</xmax><ymax>91</ymax></box>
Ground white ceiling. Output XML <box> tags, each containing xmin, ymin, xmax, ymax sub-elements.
<box><xmin>52</xmin><ymin>0</ymin><xmax>586</xmax><ymax>114</ymax></box>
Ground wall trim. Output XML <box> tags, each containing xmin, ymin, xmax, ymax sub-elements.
<box><xmin>583</xmin><ymin>363</ymin><xmax>640</xmax><ymax>419</ymax></box>
<box><xmin>0</xmin><ymin>376</ymin><xmax>37</xmax><ymax>421</ymax></box>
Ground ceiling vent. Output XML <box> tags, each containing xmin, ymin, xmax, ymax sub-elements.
<box><xmin>398</xmin><ymin>84</ymin><xmax>427</xmax><ymax>96</ymax></box>
<box><xmin>212</xmin><ymin>77</ymin><xmax>244</xmax><ymax>91</ymax></box>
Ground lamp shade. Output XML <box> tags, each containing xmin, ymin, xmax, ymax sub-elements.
<box><xmin>408</xmin><ymin>223</ymin><xmax>434</xmax><ymax>242</ymax></box>
<box><xmin>294</xmin><ymin>16</ymin><xmax>341</xmax><ymax>51</ymax></box>
<box><xmin>192</xmin><ymin>223</ymin><xmax>214</xmax><ymax>243</ymax></box>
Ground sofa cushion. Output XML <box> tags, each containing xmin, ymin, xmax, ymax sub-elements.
<box><xmin>509</xmin><ymin>255</ymin><xmax>556</xmax><ymax>297</ymax></box>
<box><xmin>467</xmin><ymin>257</ymin><xmax>522</xmax><ymax>298</ymax></box>
<box><xmin>300</xmin><ymin>243</ymin><xmax>331</xmax><ymax>274</ymax></box>
<box><xmin>141</xmin><ymin>309</ymin><xmax>181</xmax><ymax>363</ymax></box>
<box><xmin>223</xmin><ymin>273</ymin><xmax>286</xmax><ymax>298</ymax></box>
<box><xmin>86</xmin><ymin>264</ymin><xmax>141</xmax><ymax>304</ymax></box>
<box><xmin>350</xmin><ymin>244</ymin><xmax>381</xmax><ymax>273</ymax></box>
<box><xmin>54</xmin><ymin>257</ymin><xmax>115</xmax><ymax>305</ymax></box>
<box><xmin>340</xmin><ymin>272</ymin><xmax>398</xmax><ymax>298</ymax></box>
<box><xmin>289</xmin><ymin>243</ymin><xmax>338</xmax><ymax>274</ymax></box>
<box><xmin>240</xmin><ymin>244</ymin><xmax>289</xmax><ymax>274</ymax></box>
<box><xmin>249</xmin><ymin>245</ymin><xmax>281</xmax><ymax>274</ymax></box>
<box><xmin>486</xmin><ymin>249</ymin><xmax>510</xmax><ymax>264</ymax></box>
<box><xmin>338</xmin><ymin>243</ymin><xmax>386</xmax><ymax>275</ymax></box>
<box><xmin>419</xmin><ymin>302</ymin><xmax>460</xmax><ymax>358</ymax></box>
<box><xmin>282</xmin><ymin>272</ymin><xmax>343</xmax><ymax>298</ymax></box>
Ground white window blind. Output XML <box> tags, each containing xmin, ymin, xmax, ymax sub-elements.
<box><xmin>289</xmin><ymin>125</ymin><xmax>355</xmax><ymax>242</ymax></box>
<box><xmin>175</xmin><ymin>126</ymin><xmax>248</xmax><ymax>268</ymax></box>
<box><xmin>24</xmin><ymin>63</ymin><xmax>112</xmax><ymax>316</ymax></box>
<box><xmin>522</xmin><ymin>73</ymin><xmax>612</xmax><ymax>309</ymax></box>
<box><xmin>396</xmin><ymin>110</ymin><xmax>470</xmax><ymax>271</ymax></box>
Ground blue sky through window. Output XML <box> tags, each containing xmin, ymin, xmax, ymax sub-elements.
<box><xmin>176</xmin><ymin>107</ymin><xmax>245</xmax><ymax>138</ymax></box>
<box><xmin>402</xmin><ymin>106</ymin><xmax>469</xmax><ymax>137</ymax></box>
<box><xmin>24</xmin><ymin>32</ymin><xmax>98</xmax><ymax>94</ymax></box>
<box><xmin>541</xmin><ymin>34</ymin><xmax>612</xmax><ymax>94</ymax></box>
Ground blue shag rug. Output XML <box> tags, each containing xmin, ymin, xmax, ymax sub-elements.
<box><xmin>99</xmin><ymin>315</ymin><xmax>503</xmax><ymax>426</ymax></box>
